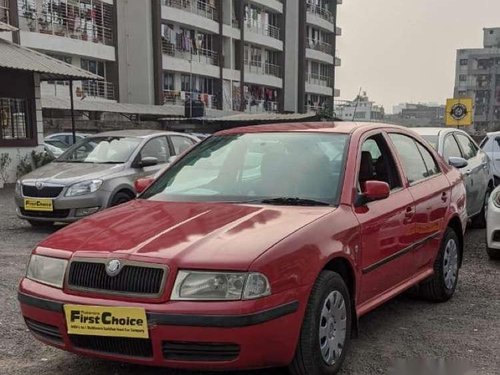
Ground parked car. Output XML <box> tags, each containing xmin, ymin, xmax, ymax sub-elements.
<box><xmin>18</xmin><ymin>123</ymin><xmax>467</xmax><ymax>375</ymax></box>
<box><xmin>43</xmin><ymin>139</ymin><xmax>70</xmax><ymax>158</ymax></box>
<box><xmin>15</xmin><ymin>130</ymin><xmax>199</xmax><ymax>227</ymax></box>
<box><xmin>479</xmin><ymin>131</ymin><xmax>500</xmax><ymax>184</ymax></box>
<box><xmin>486</xmin><ymin>185</ymin><xmax>500</xmax><ymax>260</ymax></box>
<box><xmin>413</xmin><ymin>127</ymin><xmax>494</xmax><ymax>228</ymax></box>
<box><xmin>45</xmin><ymin>132</ymin><xmax>92</xmax><ymax>146</ymax></box>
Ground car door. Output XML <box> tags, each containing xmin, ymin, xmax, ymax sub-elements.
<box><xmin>354</xmin><ymin>132</ymin><xmax>416</xmax><ymax>304</ymax></box>
<box><xmin>135</xmin><ymin>136</ymin><xmax>171</xmax><ymax>178</ymax></box>
<box><xmin>443</xmin><ymin>133</ymin><xmax>475</xmax><ymax>217</ymax></box>
<box><xmin>455</xmin><ymin>133</ymin><xmax>487</xmax><ymax>216</ymax></box>
<box><xmin>388</xmin><ymin>133</ymin><xmax>451</xmax><ymax>271</ymax></box>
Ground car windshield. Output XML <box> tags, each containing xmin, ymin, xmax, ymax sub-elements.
<box><xmin>141</xmin><ymin>133</ymin><xmax>349</xmax><ymax>205</ymax></box>
<box><xmin>46</xmin><ymin>140</ymin><xmax>69</xmax><ymax>149</ymax></box>
<box><xmin>420</xmin><ymin>134</ymin><xmax>438</xmax><ymax>149</ymax></box>
<box><xmin>57</xmin><ymin>136</ymin><xmax>141</xmax><ymax>164</ymax></box>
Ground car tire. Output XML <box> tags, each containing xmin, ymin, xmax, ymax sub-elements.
<box><xmin>486</xmin><ymin>247</ymin><xmax>500</xmax><ymax>260</ymax></box>
<box><xmin>470</xmin><ymin>188</ymin><xmax>492</xmax><ymax>229</ymax></box>
<box><xmin>28</xmin><ymin>220</ymin><xmax>54</xmax><ymax>228</ymax></box>
<box><xmin>289</xmin><ymin>271</ymin><xmax>352</xmax><ymax>375</ymax></box>
<box><xmin>419</xmin><ymin>228</ymin><xmax>460</xmax><ymax>302</ymax></box>
<box><xmin>109</xmin><ymin>191</ymin><xmax>134</xmax><ymax>207</ymax></box>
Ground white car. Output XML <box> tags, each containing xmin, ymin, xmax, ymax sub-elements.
<box><xmin>480</xmin><ymin>131</ymin><xmax>500</xmax><ymax>185</ymax></box>
<box><xmin>486</xmin><ymin>186</ymin><xmax>500</xmax><ymax>260</ymax></box>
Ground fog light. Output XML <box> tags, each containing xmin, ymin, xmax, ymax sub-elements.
<box><xmin>75</xmin><ymin>207</ymin><xmax>100</xmax><ymax>217</ymax></box>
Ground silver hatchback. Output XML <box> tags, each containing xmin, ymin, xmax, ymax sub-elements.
<box><xmin>15</xmin><ymin>130</ymin><xmax>199</xmax><ymax>226</ymax></box>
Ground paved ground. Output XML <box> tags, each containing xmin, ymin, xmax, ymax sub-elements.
<box><xmin>0</xmin><ymin>186</ymin><xmax>499</xmax><ymax>375</ymax></box>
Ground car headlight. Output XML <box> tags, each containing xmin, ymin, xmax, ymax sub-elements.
<box><xmin>15</xmin><ymin>180</ymin><xmax>21</xmax><ymax>196</ymax></box>
<box><xmin>492</xmin><ymin>190</ymin><xmax>500</xmax><ymax>208</ymax></box>
<box><xmin>171</xmin><ymin>271</ymin><xmax>271</xmax><ymax>301</ymax></box>
<box><xmin>26</xmin><ymin>255</ymin><xmax>68</xmax><ymax>288</ymax></box>
<box><xmin>65</xmin><ymin>180</ymin><xmax>103</xmax><ymax>197</ymax></box>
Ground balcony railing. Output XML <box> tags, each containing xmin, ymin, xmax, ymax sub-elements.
<box><xmin>163</xmin><ymin>90</ymin><xmax>217</xmax><ymax>109</ymax></box>
<box><xmin>46</xmin><ymin>80</ymin><xmax>115</xmax><ymax>101</ymax></box>
<box><xmin>18</xmin><ymin>0</ymin><xmax>114</xmax><ymax>46</ymax></box>
<box><xmin>0</xmin><ymin>0</ymin><xmax>9</xmax><ymax>24</ymax></box>
<box><xmin>245</xmin><ymin>99</ymin><xmax>278</xmax><ymax>114</ymax></box>
<box><xmin>306</xmin><ymin>3</ymin><xmax>334</xmax><ymax>24</ymax></box>
<box><xmin>306</xmin><ymin>73</ymin><xmax>332</xmax><ymax>88</ymax></box>
<box><xmin>245</xmin><ymin>21</ymin><xmax>280</xmax><ymax>40</ymax></box>
<box><xmin>163</xmin><ymin>0</ymin><xmax>218</xmax><ymax>22</ymax></box>
<box><xmin>244</xmin><ymin>60</ymin><xmax>281</xmax><ymax>78</ymax></box>
<box><xmin>162</xmin><ymin>39</ymin><xmax>219</xmax><ymax>66</ymax></box>
<box><xmin>306</xmin><ymin>38</ymin><xmax>333</xmax><ymax>55</ymax></box>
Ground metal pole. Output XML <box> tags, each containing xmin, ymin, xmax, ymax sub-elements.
<box><xmin>69</xmin><ymin>79</ymin><xmax>76</xmax><ymax>144</ymax></box>
<box><xmin>190</xmin><ymin>51</ymin><xmax>193</xmax><ymax>119</ymax></box>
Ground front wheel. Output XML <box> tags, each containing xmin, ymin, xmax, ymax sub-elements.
<box><xmin>290</xmin><ymin>271</ymin><xmax>352</xmax><ymax>375</ymax></box>
<box><xmin>419</xmin><ymin>228</ymin><xmax>460</xmax><ymax>302</ymax></box>
<box><xmin>109</xmin><ymin>191</ymin><xmax>134</xmax><ymax>207</ymax></box>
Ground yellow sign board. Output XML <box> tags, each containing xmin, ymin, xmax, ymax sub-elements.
<box><xmin>24</xmin><ymin>198</ymin><xmax>53</xmax><ymax>212</ymax></box>
<box><xmin>64</xmin><ymin>305</ymin><xmax>149</xmax><ymax>339</ymax></box>
<box><xmin>446</xmin><ymin>98</ymin><xmax>473</xmax><ymax>126</ymax></box>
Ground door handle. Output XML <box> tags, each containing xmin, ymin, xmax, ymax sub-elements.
<box><xmin>441</xmin><ymin>192</ymin><xmax>448</xmax><ymax>203</ymax></box>
<box><xmin>405</xmin><ymin>207</ymin><xmax>415</xmax><ymax>218</ymax></box>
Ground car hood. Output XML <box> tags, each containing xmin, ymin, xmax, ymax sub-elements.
<box><xmin>20</xmin><ymin>162</ymin><xmax>125</xmax><ymax>184</ymax></box>
<box><xmin>39</xmin><ymin>199</ymin><xmax>334</xmax><ymax>270</ymax></box>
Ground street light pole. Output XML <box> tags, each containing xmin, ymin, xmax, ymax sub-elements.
<box><xmin>190</xmin><ymin>49</ymin><xmax>193</xmax><ymax>119</ymax></box>
<box><xmin>69</xmin><ymin>79</ymin><xmax>76</xmax><ymax>144</ymax></box>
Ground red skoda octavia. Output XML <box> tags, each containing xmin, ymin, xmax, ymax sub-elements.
<box><xmin>19</xmin><ymin>123</ymin><xmax>467</xmax><ymax>375</ymax></box>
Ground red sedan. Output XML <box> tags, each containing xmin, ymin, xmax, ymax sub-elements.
<box><xmin>18</xmin><ymin>123</ymin><xmax>467</xmax><ymax>375</ymax></box>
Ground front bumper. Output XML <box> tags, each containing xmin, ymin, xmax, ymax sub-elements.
<box><xmin>15</xmin><ymin>190</ymin><xmax>111</xmax><ymax>223</ymax></box>
<box><xmin>18</xmin><ymin>279</ymin><xmax>306</xmax><ymax>370</ymax></box>
<box><xmin>486</xmin><ymin>199</ymin><xmax>500</xmax><ymax>251</ymax></box>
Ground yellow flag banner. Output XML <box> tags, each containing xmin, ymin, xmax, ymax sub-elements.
<box><xmin>446</xmin><ymin>98</ymin><xmax>473</xmax><ymax>126</ymax></box>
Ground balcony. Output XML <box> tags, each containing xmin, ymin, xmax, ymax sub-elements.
<box><xmin>17</xmin><ymin>0</ymin><xmax>114</xmax><ymax>46</ymax></box>
<box><xmin>245</xmin><ymin>100</ymin><xmax>278</xmax><ymax>114</ymax></box>
<box><xmin>306</xmin><ymin>38</ymin><xmax>333</xmax><ymax>55</ymax></box>
<box><xmin>306</xmin><ymin>3</ymin><xmax>334</xmax><ymax>24</ymax></box>
<box><xmin>162</xmin><ymin>40</ymin><xmax>219</xmax><ymax>66</ymax></box>
<box><xmin>245</xmin><ymin>21</ymin><xmax>280</xmax><ymax>40</ymax></box>
<box><xmin>163</xmin><ymin>0</ymin><xmax>218</xmax><ymax>22</ymax></box>
<box><xmin>43</xmin><ymin>80</ymin><xmax>116</xmax><ymax>101</ymax></box>
<box><xmin>244</xmin><ymin>60</ymin><xmax>281</xmax><ymax>78</ymax></box>
<box><xmin>306</xmin><ymin>73</ymin><xmax>332</xmax><ymax>88</ymax></box>
<box><xmin>0</xmin><ymin>0</ymin><xmax>9</xmax><ymax>24</ymax></box>
<box><xmin>163</xmin><ymin>90</ymin><xmax>217</xmax><ymax>109</ymax></box>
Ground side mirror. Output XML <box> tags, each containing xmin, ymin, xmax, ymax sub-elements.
<box><xmin>359</xmin><ymin>181</ymin><xmax>390</xmax><ymax>205</ymax></box>
<box><xmin>448</xmin><ymin>157</ymin><xmax>468</xmax><ymax>169</ymax></box>
<box><xmin>138</xmin><ymin>157</ymin><xmax>159</xmax><ymax>168</ymax></box>
<box><xmin>134</xmin><ymin>177</ymin><xmax>155</xmax><ymax>194</ymax></box>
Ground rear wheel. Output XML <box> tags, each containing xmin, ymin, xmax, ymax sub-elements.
<box><xmin>471</xmin><ymin>187</ymin><xmax>492</xmax><ymax>229</ymax></box>
<box><xmin>419</xmin><ymin>228</ymin><xmax>460</xmax><ymax>302</ymax></box>
<box><xmin>290</xmin><ymin>271</ymin><xmax>351</xmax><ymax>375</ymax></box>
<box><xmin>109</xmin><ymin>191</ymin><xmax>134</xmax><ymax>207</ymax></box>
<box><xmin>28</xmin><ymin>220</ymin><xmax>54</xmax><ymax>228</ymax></box>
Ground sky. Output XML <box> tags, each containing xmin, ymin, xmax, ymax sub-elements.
<box><xmin>336</xmin><ymin>0</ymin><xmax>500</xmax><ymax>113</ymax></box>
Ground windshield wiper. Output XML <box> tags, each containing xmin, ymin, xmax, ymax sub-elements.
<box><xmin>260</xmin><ymin>197</ymin><xmax>331</xmax><ymax>207</ymax></box>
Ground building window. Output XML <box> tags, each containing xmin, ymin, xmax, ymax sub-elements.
<box><xmin>81</xmin><ymin>58</ymin><xmax>105</xmax><ymax>77</ymax></box>
<box><xmin>459</xmin><ymin>75</ymin><xmax>467</xmax><ymax>82</ymax></box>
<box><xmin>164</xmin><ymin>73</ymin><xmax>174</xmax><ymax>91</ymax></box>
<box><xmin>0</xmin><ymin>98</ymin><xmax>30</xmax><ymax>141</ymax></box>
<box><xmin>460</xmin><ymin>59</ymin><xmax>468</xmax><ymax>66</ymax></box>
<box><xmin>458</xmin><ymin>90</ymin><xmax>467</xmax><ymax>96</ymax></box>
<box><xmin>0</xmin><ymin>0</ymin><xmax>10</xmax><ymax>24</ymax></box>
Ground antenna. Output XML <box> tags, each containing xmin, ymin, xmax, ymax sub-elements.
<box><xmin>352</xmin><ymin>87</ymin><xmax>362</xmax><ymax>120</ymax></box>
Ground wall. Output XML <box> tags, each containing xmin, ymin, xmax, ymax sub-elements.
<box><xmin>283</xmin><ymin>0</ymin><xmax>299</xmax><ymax>112</ymax></box>
<box><xmin>116</xmin><ymin>0</ymin><xmax>155</xmax><ymax>105</ymax></box>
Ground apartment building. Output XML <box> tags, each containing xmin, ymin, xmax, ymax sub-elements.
<box><xmin>3</xmin><ymin>0</ymin><xmax>343</xmax><ymax>117</ymax></box>
<box><xmin>454</xmin><ymin>27</ymin><xmax>500</xmax><ymax>134</ymax></box>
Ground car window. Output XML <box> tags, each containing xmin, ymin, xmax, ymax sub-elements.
<box><xmin>420</xmin><ymin>135</ymin><xmax>438</xmax><ymax>149</ymax></box>
<box><xmin>58</xmin><ymin>137</ymin><xmax>141</xmax><ymax>164</ymax></box>
<box><xmin>455</xmin><ymin>134</ymin><xmax>478</xmax><ymax>160</ymax></box>
<box><xmin>443</xmin><ymin>135</ymin><xmax>463</xmax><ymax>161</ymax></box>
<box><xmin>359</xmin><ymin>134</ymin><xmax>402</xmax><ymax>190</ymax></box>
<box><xmin>389</xmin><ymin>133</ymin><xmax>431</xmax><ymax>184</ymax></box>
<box><xmin>417</xmin><ymin>143</ymin><xmax>440</xmax><ymax>177</ymax></box>
<box><xmin>141</xmin><ymin>137</ymin><xmax>170</xmax><ymax>163</ymax></box>
<box><xmin>171</xmin><ymin>135</ymin><xmax>196</xmax><ymax>155</ymax></box>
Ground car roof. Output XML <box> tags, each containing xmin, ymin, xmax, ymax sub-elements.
<box><xmin>412</xmin><ymin>127</ymin><xmax>470</xmax><ymax>137</ymax></box>
<box><xmin>486</xmin><ymin>131</ymin><xmax>500</xmax><ymax>137</ymax></box>
<box><xmin>215</xmin><ymin>122</ymin><xmax>408</xmax><ymax>136</ymax></box>
<box><xmin>88</xmin><ymin>130</ymin><xmax>184</xmax><ymax>139</ymax></box>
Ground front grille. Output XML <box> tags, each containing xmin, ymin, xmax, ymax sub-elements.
<box><xmin>25</xmin><ymin>318</ymin><xmax>63</xmax><ymax>344</ymax></box>
<box><xmin>162</xmin><ymin>341</ymin><xmax>240</xmax><ymax>362</ymax></box>
<box><xmin>20</xmin><ymin>208</ymin><xmax>70</xmax><ymax>219</ymax></box>
<box><xmin>23</xmin><ymin>185</ymin><xmax>63</xmax><ymax>198</ymax></box>
<box><xmin>68</xmin><ymin>261</ymin><xmax>165</xmax><ymax>296</ymax></box>
<box><xmin>70</xmin><ymin>335</ymin><xmax>153</xmax><ymax>358</ymax></box>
